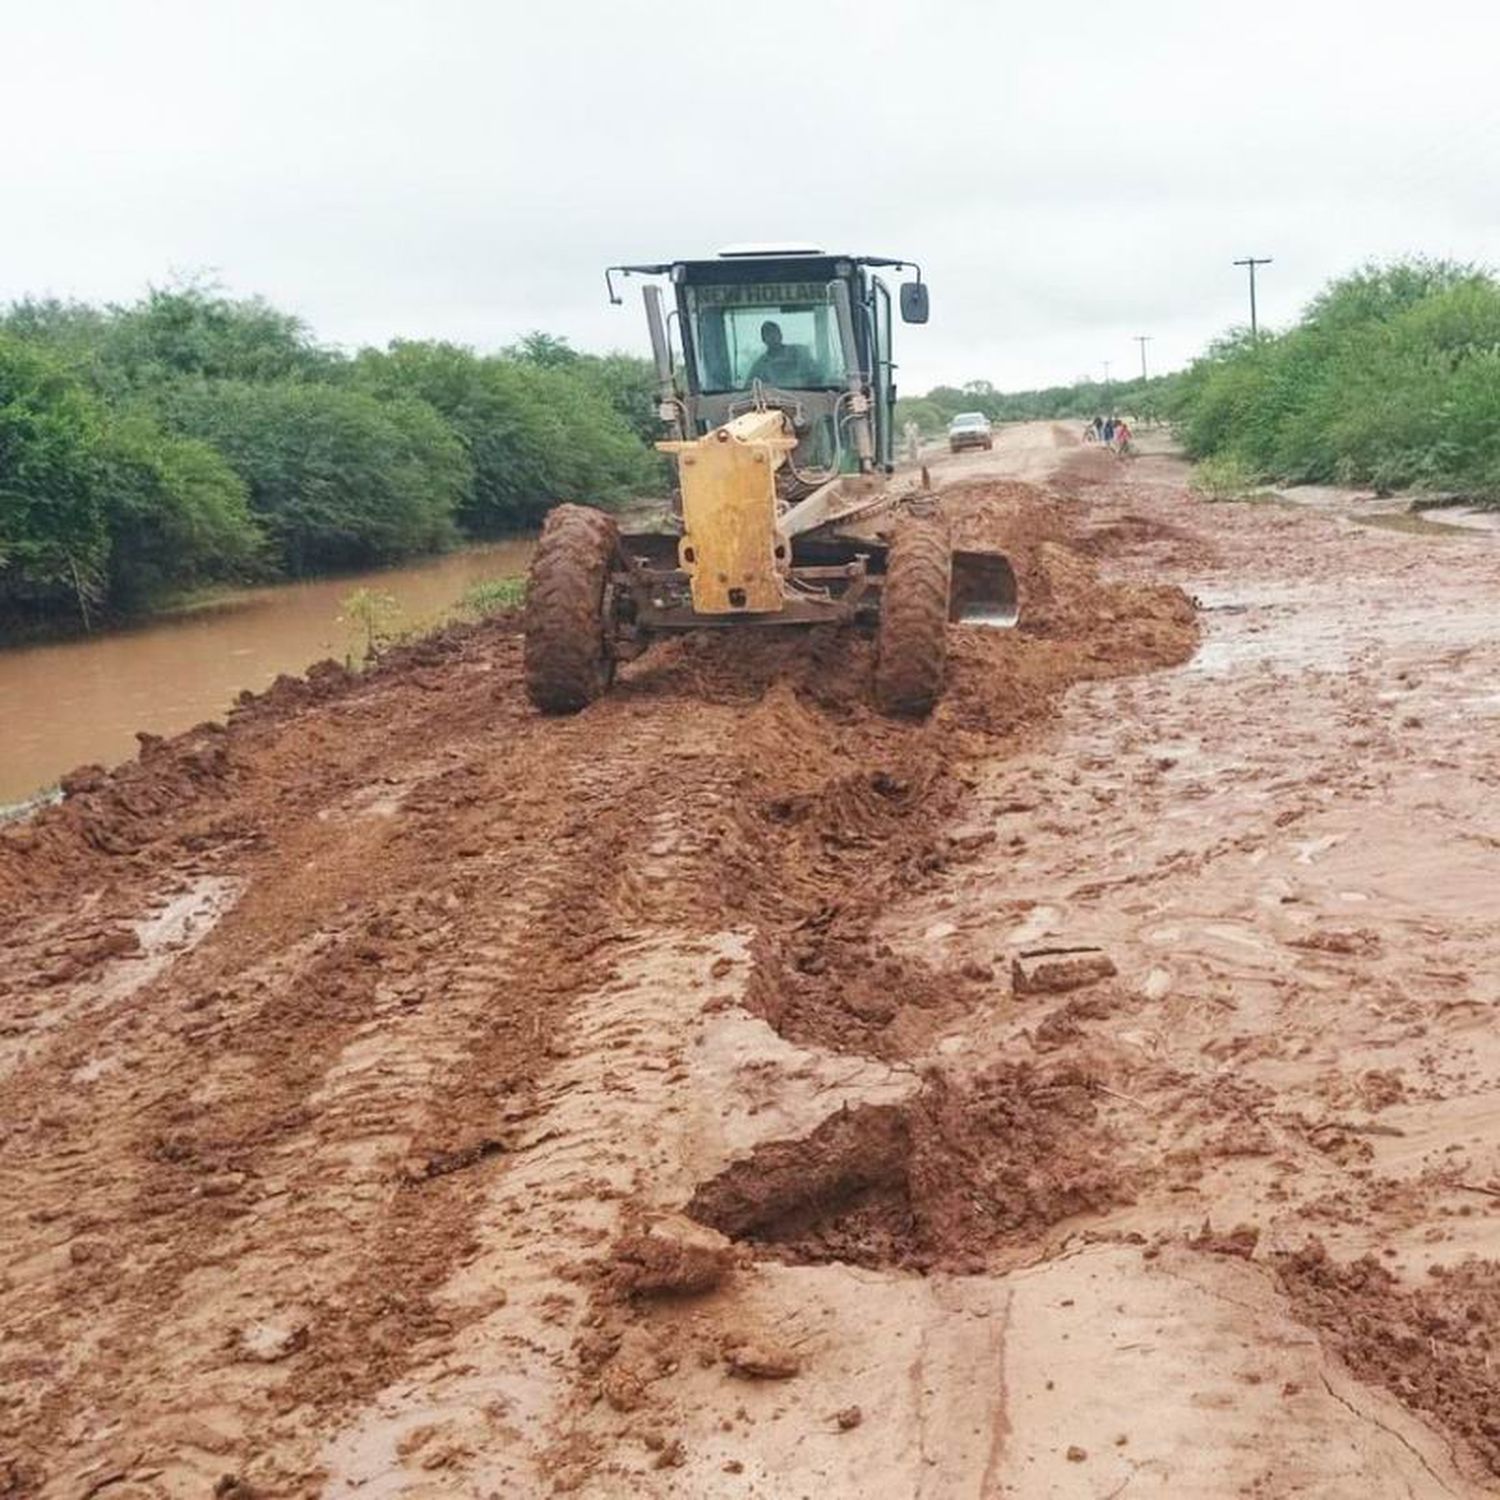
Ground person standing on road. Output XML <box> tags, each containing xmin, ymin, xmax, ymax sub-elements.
<box><xmin>1102</xmin><ymin>415</ymin><xmax>1116</xmax><ymax>445</ymax></box>
<box><xmin>1113</xmin><ymin>416</ymin><xmax>1133</xmax><ymax>456</ymax></box>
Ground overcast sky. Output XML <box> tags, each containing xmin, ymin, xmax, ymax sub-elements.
<box><xmin>4</xmin><ymin>0</ymin><xmax>1498</xmax><ymax>392</ymax></box>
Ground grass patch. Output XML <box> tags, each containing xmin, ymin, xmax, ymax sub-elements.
<box><xmin>1191</xmin><ymin>454</ymin><xmax>1274</xmax><ymax>503</ymax></box>
<box><xmin>458</xmin><ymin>576</ymin><xmax>527</xmax><ymax>615</ymax></box>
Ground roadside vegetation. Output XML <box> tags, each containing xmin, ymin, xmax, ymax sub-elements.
<box><xmin>0</xmin><ymin>284</ymin><xmax>662</xmax><ymax>636</ymax></box>
<box><xmin>1172</xmin><ymin>260</ymin><xmax>1500</xmax><ymax>500</ymax></box>
<box><xmin>900</xmin><ymin>257</ymin><xmax>1500</xmax><ymax>505</ymax></box>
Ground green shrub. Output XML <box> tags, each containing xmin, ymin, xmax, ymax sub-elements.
<box><xmin>0</xmin><ymin>334</ymin><xmax>264</xmax><ymax>625</ymax></box>
<box><xmin>1191</xmin><ymin>454</ymin><xmax>1265</xmax><ymax>502</ymax></box>
<box><xmin>0</xmin><ymin>334</ymin><xmax>110</xmax><ymax>621</ymax></box>
<box><xmin>460</xmin><ymin>575</ymin><xmax>527</xmax><ymax>614</ymax></box>
<box><xmin>340</xmin><ymin>587</ymin><xmax>403</xmax><ymax>663</ymax></box>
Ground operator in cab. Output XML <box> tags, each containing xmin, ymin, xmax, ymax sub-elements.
<box><xmin>747</xmin><ymin>319</ymin><xmax>818</xmax><ymax>387</ymax></box>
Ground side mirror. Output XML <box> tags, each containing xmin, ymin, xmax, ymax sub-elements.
<box><xmin>899</xmin><ymin>281</ymin><xmax>929</xmax><ymax>324</ymax></box>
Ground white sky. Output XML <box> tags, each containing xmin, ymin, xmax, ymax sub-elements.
<box><xmin>3</xmin><ymin>0</ymin><xmax>1498</xmax><ymax>392</ymax></box>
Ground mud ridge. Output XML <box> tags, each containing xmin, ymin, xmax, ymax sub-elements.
<box><xmin>687</xmin><ymin>1060</ymin><xmax>1130</xmax><ymax>1272</ymax></box>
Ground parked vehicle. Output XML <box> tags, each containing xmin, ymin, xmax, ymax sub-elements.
<box><xmin>948</xmin><ymin>411</ymin><xmax>994</xmax><ymax>453</ymax></box>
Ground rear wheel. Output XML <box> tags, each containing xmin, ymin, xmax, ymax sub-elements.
<box><xmin>523</xmin><ymin>504</ymin><xmax>619</xmax><ymax>713</ymax></box>
<box><xmin>874</xmin><ymin>517</ymin><xmax>952</xmax><ymax>717</ymax></box>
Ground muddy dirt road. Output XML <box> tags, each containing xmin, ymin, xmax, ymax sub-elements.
<box><xmin>4</xmin><ymin>424</ymin><xmax>1500</xmax><ymax>1498</ymax></box>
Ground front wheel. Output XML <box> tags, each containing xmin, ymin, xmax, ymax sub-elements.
<box><xmin>523</xmin><ymin>504</ymin><xmax>619</xmax><ymax>713</ymax></box>
<box><xmin>874</xmin><ymin>517</ymin><xmax>952</xmax><ymax>717</ymax></box>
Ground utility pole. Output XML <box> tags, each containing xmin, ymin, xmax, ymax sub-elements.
<box><xmin>1134</xmin><ymin>335</ymin><xmax>1152</xmax><ymax>382</ymax></box>
<box><xmin>1103</xmin><ymin>360</ymin><xmax>1112</xmax><ymax>409</ymax></box>
<box><xmin>1233</xmin><ymin>257</ymin><xmax>1273</xmax><ymax>338</ymax></box>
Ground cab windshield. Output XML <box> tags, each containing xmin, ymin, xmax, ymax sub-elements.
<box><xmin>685</xmin><ymin>281</ymin><xmax>848</xmax><ymax>394</ymax></box>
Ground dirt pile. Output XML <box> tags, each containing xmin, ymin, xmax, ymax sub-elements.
<box><xmin>687</xmin><ymin>1060</ymin><xmax>1128</xmax><ymax>1271</ymax></box>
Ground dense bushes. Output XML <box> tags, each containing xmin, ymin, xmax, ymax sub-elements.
<box><xmin>163</xmin><ymin>381</ymin><xmax>467</xmax><ymax>571</ymax></box>
<box><xmin>349</xmin><ymin>340</ymin><xmax>660</xmax><ymax>535</ymax></box>
<box><xmin>0</xmin><ymin>335</ymin><xmax>261</xmax><ymax>623</ymax></box>
<box><xmin>1172</xmin><ymin>260</ymin><xmax>1500</xmax><ymax>497</ymax></box>
<box><xmin>0</xmin><ymin>284</ymin><xmax>661</xmax><ymax>632</ymax></box>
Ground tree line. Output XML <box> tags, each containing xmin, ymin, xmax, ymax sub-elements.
<box><xmin>0</xmin><ymin>285</ymin><xmax>663</xmax><ymax>634</ymax></box>
<box><xmin>898</xmin><ymin>257</ymin><xmax>1500</xmax><ymax>502</ymax></box>
<box><xmin>896</xmin><ymin>372</ymin><xmax>1178</xmax><ymax>434</ymax></box>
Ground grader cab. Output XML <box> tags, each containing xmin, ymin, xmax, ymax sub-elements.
<box><xmin>522</xmin><ymin>246</ymin><xmax>1017</xmax><ymax>716</ymax></box>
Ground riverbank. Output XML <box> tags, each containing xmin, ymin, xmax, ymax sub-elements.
<box><xmin>0</xmin><ymin>538</ymin><xmax>533</xmax><ymax>808</ymax></box>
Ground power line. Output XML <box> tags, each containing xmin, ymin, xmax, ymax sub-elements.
<box><xmin>1233</xmin><ymin>257</ymin><xmax>1273</xmax><ymax>338</ymax></box>
<box><xmin>1133</xmin><ymin>335</ymin><xmax>1152</xmax><ymax>382</ymax></box>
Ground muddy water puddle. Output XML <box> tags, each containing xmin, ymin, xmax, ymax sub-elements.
<box><xmin>0</xmin><ymin>540</ymin><xmax>532</xmax><ymax>806</ymax></box>
<box><xmin>1190</xmin><ymin>582</ymin><xmax>1500</xmax><ymax>675</ymax></box>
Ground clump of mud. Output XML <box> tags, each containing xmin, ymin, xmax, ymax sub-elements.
<box><xmin>1076</xmin><ymin>512</ymin><xmax>1217</xmax><ymax>572</ymax></box>
<box><xmin>1274</xmin><ymin>1240</ymin><xmax>1500</xmax><ymax>1476</ymax></box>
<box><xmin>687</xmin><ymin>1061</ymin><xmax>1128</xmax><ymax>1271</ymax></box>
<box><xmin>624</xmin><ymin>625</ymin><xmax>875</xmax><ymax>713</ymax></box>
<box><xmin>740</xmin><ymin>926</ymin><xmax>987</xmax><ymax>1059</ymax></box>
<box><xmin>609</xmin><ymin>1228</ymin><xmax>736</xmax><ymax>1299</ymax></box>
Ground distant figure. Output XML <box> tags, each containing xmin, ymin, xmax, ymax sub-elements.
<box><xmin>1102</xmin><ymin>415</ymin><xmax>1117</xmax><ymax>444</ymax></box>
<box><xmin>903</xmin><ymin>420</ymin><xmax>922</xmax><ymax>463</ymax></box>
<box><xmin>1084</xmin><ymin>415</ymin><xmax>1102</xmax><ymax>444</ymax></box>
<box><xmin>1113</xmin><ymin>417</ymin><xmax>1134</xmax><ymax>455</ymax></box>
<box><xmin>747</xmin><ymin>320</ymin><xmax>817</xmax><ymax>387</ymax></box>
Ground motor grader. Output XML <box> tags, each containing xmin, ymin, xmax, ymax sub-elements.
<box><xmin>522</xmin><ymin>245</ymin><xmax>1017</xmax><ymax>716</ymax></box>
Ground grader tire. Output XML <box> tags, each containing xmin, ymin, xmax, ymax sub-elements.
<box><xmin>523</xmin><ymin>504</ymin><xmax>619</xmax><ymax>714</ymax></box>
<box><xmin>874</xmin><ymin>517</ymin><xmax>952</xmax><ymax>717</ymax></box>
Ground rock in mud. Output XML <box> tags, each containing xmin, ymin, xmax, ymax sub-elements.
<box><xmin>725</xmin><ymin>1340</ymin><xmax>801</xmax><ymax>1379</ymax></box>
<box><xmin>1012</xmin><ymin>946</ymin><xmax>1117</xmax><ymax>995</ymax></box>
<box><xmin>601</xmin><ymin>1363</ymin><xmax>650</xmax><ymax>1412</ymax></box>
<box><xmin>611</xmin><ymin>1220</ymin><xmax>735</xmax><ymax>1298</ymax></box>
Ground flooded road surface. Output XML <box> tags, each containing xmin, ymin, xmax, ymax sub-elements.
<box><xmin>0</xmin><ymin>540</ymin><xmax>532</xmax><ymax>806</ymax></box>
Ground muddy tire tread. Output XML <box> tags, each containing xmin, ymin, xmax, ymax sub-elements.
<box><xmin>874</xmin><ymin>517</ymin><xmax>952</xmax><ymax>716</ymax></box>
<box><xmin>523</xmin><ymin>504</ymin><xmax>619</xmax><ymax>713</ymax></box>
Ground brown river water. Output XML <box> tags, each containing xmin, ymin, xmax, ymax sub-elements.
<box><xmin>0</xmin><ymin>540</ymin><xmax>533</xmax><ymax>808</ymax></box>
